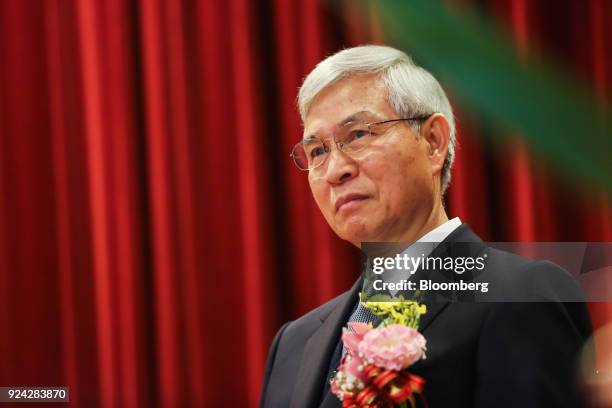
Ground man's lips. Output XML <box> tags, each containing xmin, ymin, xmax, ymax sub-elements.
<box><xmin>334</xmin><ymin>193</ymin><xmax>369</xmax><ymax>213</ymax></box>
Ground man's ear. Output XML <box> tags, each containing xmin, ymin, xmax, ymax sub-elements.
<box><xmin>422</xmin><ymin>113</ymin><xmax>450</xmax><ymax>177</ymax></box>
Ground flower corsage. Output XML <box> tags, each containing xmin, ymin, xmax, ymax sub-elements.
<box><xmin>330</xmin><ymin>295</ymin><xmax>428</xmax><ymax>408</ymax></box>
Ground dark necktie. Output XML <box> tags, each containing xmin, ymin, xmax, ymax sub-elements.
<box><xmin>320</xmin><ymin>293</ymin><xmax>381</xmax><ymax>406</ymax></box>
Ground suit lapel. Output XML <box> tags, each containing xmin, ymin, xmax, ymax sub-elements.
<box><xmin>319</xmin><ymin>388</ymin><xmax>342</xmax><ymax>408</ymax></box>
<box><xmin>418</xmin><ymin>301</ymin><xmax>450</xmax><ymax>332</ymax></box>
<box><xmin>416</xmin><ymin>224</ymin><xmax>486</xmax><ymax>333</ymax></box>
<box><xmin>290</xmin><ymin>278</ymin><xmax>362</xmax><ymax>408</ymax></box>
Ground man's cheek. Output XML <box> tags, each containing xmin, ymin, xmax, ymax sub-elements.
<box><xmin>309</xmin><ymin>183</ymin><xmax>326</xmax><ymax>207</ymax></box>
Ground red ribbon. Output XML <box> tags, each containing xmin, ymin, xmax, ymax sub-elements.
<box><xmin>342</xmin><ymin>365</ymin><xmax>426</xmax><ymax>408</ymax></box>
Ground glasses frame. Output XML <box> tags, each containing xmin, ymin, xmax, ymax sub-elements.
<box><xmin>290</xmin><ymin>115</ymin><xmax>433</xmax><ymax>171</ymax></box>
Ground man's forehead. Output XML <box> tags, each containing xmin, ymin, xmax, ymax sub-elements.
<box><xmin>302</xmin><ymin>75</ymin><xmax>393</xmax><ymax>137</ymax></box>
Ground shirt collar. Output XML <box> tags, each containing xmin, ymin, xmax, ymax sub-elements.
<box><xmin>415</xmin><ymin>217</ymin><xmax>462</xmax><ymax>244</ymax></box>
<box><xmin>361</xmin><ymin>217</ymin><xmax>462</xmax><ymax>297</ymax></box>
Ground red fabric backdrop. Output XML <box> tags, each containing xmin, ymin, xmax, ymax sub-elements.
<box><xmin>0</xmin><ymin>0</ymin><xmax>610</xmax><ymax>406</ymax></box>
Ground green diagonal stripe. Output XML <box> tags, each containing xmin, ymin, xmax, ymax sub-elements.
<box><xmin>372</xmin><ymin>0</ymin><xmax>611</xmax><ymax>191</ymax></box>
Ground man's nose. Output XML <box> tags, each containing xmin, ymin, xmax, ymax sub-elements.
<box><xmin>324</xmin><ymin>145</ymin><xmax>358</xmax><ymax>184</ymax></box>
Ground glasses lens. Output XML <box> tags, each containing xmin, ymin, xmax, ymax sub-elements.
<box><xmin>291</xmin><ymin>138</ymin><xmax>328</xmax><ymax>170</ymax></box>
<box><xmin>336</xmin><ymin>121</ymin><xmax>372</xmax><ymax>153</ymax></box>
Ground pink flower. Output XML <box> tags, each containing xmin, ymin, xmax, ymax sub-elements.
<box><xmin>358</xmin><ymin>324</ymin><xmax>426</xmax><ymax>371</ymax></box>
<box><xmin>330</xmin><ymin>354</ymin><xmax>367</xmax><ymax>398</ymax></box>
<box><xmin>342</xmin><ymin>322</ymin><xmax>372</xmax><ymax>356</ymax></box>
<box><xmin>343</xmin><ymin>354</ymin><xmax>367</xmax><ymax>382</ymax></box>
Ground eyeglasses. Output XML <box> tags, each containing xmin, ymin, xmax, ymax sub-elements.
<box><xmin>290</xmin><ymin>116</ymin><xmax>431</xmax><ymax>171</ymax></box>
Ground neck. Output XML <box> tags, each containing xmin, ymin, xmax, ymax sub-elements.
<box><xmin>352</xmin><ymin>189</ymin><xmax>452</xmax><ymax>247</ymax></box>
<box><xmin>357</xmin><ymin>203</ymin><xmax>449</xmax><ymax>252</ymax></box>
<box><xmin>418</xmin><ymin>178</ymin><xmax>449</xmax><ymax>236</ymax></box>
<box><xmin>393</xmin><ymin>199</ymin><xmax>449</xmax><ymax>245</ymax></box>
<box><xmin>419</xmin><ymin>204</ymin><xmax>450</xmax><ymax>240</ymax></box>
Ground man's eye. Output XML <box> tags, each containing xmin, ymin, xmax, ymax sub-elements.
<box><xmin>350</xmin><ymin>129</ymin><xmax>370</xmax><ymax>139</ymax></box>
<box><xmin>310</xmin><ymin>146</ymin><xmax>327</xmax><ymax>158</ymax></box>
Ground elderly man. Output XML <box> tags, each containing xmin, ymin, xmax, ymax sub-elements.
<box><xmin>260</xmin><ymin>45</ymin><xmax>591</xmax><ymax>408</ymax></box>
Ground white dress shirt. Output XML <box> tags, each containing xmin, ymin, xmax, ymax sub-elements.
<box><xmin>372</xmin><ymin>217</ymin><xmax>462</xmax><ymax>296</ymax></box>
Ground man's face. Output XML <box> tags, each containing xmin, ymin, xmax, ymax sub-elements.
<box><xmin>304</xmin><ymin>74</ymin><xmax>437</xmax><ymax>247</ymax></box>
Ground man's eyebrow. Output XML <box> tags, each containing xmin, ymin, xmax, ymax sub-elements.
<box><xmin>339</xmin><ymin>111</ymin><xmax>374</xmax><ymax>126</ymax></box>
<box><xmin>302</xmin><ymin>135</ymin><xmax>318</xmax><ymax>142</ymax></box>
<box><xmin>303</xmin><ymin>111</ymin><xmax>376</xmax><ymax>140</ymax></box>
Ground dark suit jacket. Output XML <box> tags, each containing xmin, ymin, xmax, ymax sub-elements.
<box><xmin>259</xmin><ymin>225</ymin><xmax>592</xmax><ymax>407</ymax></box>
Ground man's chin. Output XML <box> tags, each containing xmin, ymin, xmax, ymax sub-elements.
<box><xmin>336</xmin><ymin>220</ymin><xmax>373</xmax><ymax>246</ymax></box>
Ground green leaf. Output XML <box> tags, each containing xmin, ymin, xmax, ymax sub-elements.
<box><xmin>370</xmin><ymin>0</ymin><xmax>612</xmax><ymax>191</ymax></box>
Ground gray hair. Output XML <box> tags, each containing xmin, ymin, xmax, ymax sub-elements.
<box><xmin>298</xmin><ymin>44</ymin><xmax>456</xmax><ymax>194</ymax></box>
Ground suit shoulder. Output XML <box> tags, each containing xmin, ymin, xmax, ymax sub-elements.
<box><xmin>265</xmin><ymin>288</ymin><xmax>354</xmax><ymax>381</ymax></box>
<box><xmin>481</xmin><ymin>247</ymin><xmax>583</xmax><ymax>301</ymax></box>
<box><xmin>283</xmin><ymin>289</ymin><xmax>351</xmax><ymax>336</ymax></box>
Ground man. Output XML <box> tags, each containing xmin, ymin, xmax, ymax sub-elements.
<box><xmin>260</xmin><ymin>45</ymin><xmax>591</xmax><ymax>407</ymax></box>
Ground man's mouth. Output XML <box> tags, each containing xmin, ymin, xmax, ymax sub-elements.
<box><xmin>335</xmin><ymin>194</ymin><xmax>369</xmax><ymax>213</ymax></box>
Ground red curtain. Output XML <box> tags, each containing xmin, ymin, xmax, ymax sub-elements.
<box><xmin>0</xmin><ymin>0</ymin><xmax>610</xmax><ymax>406</ymax></box>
